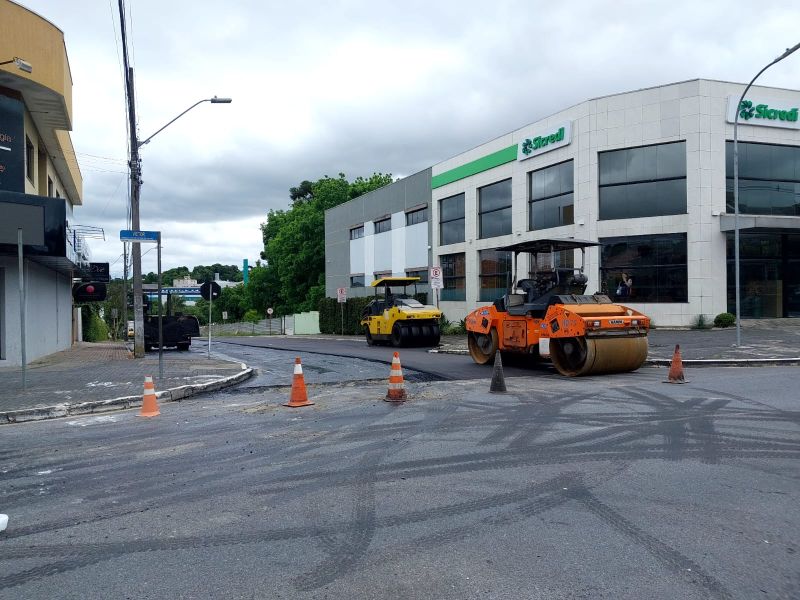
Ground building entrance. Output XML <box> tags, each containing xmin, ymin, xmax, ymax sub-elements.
<box><xmin>727</xmin><ymin>233</ymin><xmax>800</xmax><ymax>318</ymax></box>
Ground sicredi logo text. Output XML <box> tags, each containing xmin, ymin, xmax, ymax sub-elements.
<box><xmin>726</xmin><ymin>95</ymin><xmax>800</xmax><ymax>130</ymax></box>
<box><xmin>517</xmin><ymin>121</ymin><xmax>572</xmax><ymax>161</ymax></box>
<box><xmin>739</xmin><ymin>100</ymin><xmax>798</xmax><ymax>122</ymax></box>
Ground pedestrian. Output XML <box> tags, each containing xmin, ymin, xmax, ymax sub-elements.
<box><xmin>616</xmin><ymin>272</ymin><xmax>632</xmax><ymax>298</ymax></box>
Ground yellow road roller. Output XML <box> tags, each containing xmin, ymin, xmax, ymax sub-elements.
<box><xmin>361</xmin><ymin>277</ymin><xmax>442</xmax><ymax>347</ymax></box>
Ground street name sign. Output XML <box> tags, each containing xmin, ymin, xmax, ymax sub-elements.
<box><xmin>119</xmin><ymin>229</ymin><xmax>159</xmax><ymax>243</ymax></box>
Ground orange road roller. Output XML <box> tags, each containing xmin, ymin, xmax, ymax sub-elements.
<box><xmin>465</xmin><ymin>238</ymin><xmax>651</xmax><ymax>377</ymax></box>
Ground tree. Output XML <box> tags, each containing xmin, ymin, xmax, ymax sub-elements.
<box><xmin>258</xmin><ymin>172</ymin><xmax>393</xmax><ymax>314</ymax></box>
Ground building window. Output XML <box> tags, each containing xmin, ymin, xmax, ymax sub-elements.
<box><xmin>47</xmin><ymin>177</ymin><xmax>54</xmax><ymax>197</ymax></box>
<box><xmin>406</xmin><ymin>269</ymin><xmax>429</xmax><ymax>283</ymax></box>
<box><xmin>529</xmin><ymin>160</ymin><xmax>573</xmax><ymax>230</ymax></box>
<box><xmin>479</xmin><ymin>178</ymin><xmax>512</xmax><ymax>239</ymax></box>
<box><xmin>479</xmin><ymin>249</ymin><xmax>512</xmax><ymax>302</ymax></box>
<box><xmin>350</xmin><ymin>225</ymin><xmax>364</xmax><ymax>240</ymax></box>
<box><xmin>725</xmin><ymin>141</ymin><xmax>800</xmax><ymax>215</ymax></box>
<box><xmin>440</xmin><ymin>253</ymin><xmax>466</xmax><ymax>301</ymax></box>
<box><xmin>599</xmin><ymin>141</ymin><xmax>686</xmax><ymax>220</ymax></box>
<box><xmin>25</xmin><ymin>135</ymin><xmax>34</xmax><ymax>181</ymax></box>
<box><xmin>406</xmin><ymin>207</ymin><xmax>427</xmax><ymax>226</ymax></box>
<box><xmin>599</xmin><ymin>233</ymin><xmax>688</xmax><ymax>302</ymax></box>
<box><xmin>439</xmin><ymin>193</ymin><xmax>465</xmax><ymax>245</ymax></box>
<box><xmin>374</xmin><ymin>218</ymin><xmax>391</xmax><ymax>234</ymax></box>
<box><xmin>373</xmin><ymin>270</ymin><xmax>391</xmax><ymax>281</ymax></box>
<box><xmin>350</xmin><ymin>274</ymin><xmax>365</xmax><ymax>287</ymax></box>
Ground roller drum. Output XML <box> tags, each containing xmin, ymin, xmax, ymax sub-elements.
<box><xmin>550</xmin><ymin>335</ymin><xmax>648</xmax><ymax>377</ymax></box>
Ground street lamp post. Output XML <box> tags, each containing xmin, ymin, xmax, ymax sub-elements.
<box><xmin>732</xmin><ymin>41</ymin><xmax>800</xmax><ymax>346</ymax></box>
<box><xmin>128</xmin><ymin>96</ymin><xmax>231</xmax><ymax>357</ymax></box>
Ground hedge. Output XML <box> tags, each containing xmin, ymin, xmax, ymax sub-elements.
<box><xmin>318</xmin><ymin>293</ymin><xmax>429</xmax><ymax>335</ymax></box>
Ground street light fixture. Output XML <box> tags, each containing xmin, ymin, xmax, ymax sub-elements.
<box><xmin>129</xmin><ymin>95</ymin><xmax>232</xmax><ymax>358</ymax></box>
<box><xmin>0</xmin><ymin>57</ymin><xmax>33</xmax><ymax>73</ymax></box>
<box><xmin>732</xmin><ymin>42</ymin><xmax>800</xmax><ymax>346</ymax></box>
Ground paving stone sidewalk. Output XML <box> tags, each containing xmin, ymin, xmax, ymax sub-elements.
<box><xmin>435</xmin><ymin>319</ymin><xmax>800</xmax><ymax>362</ymax></box>
<box><xmin>0</xmin><ymin>342</ymin><xmax>249</xmax><ymax>415</ymax></box>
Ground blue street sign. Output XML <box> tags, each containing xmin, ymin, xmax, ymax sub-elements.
<box><xmin>120</xmin><ymin>229</ymin><xmax>159</xmax><ymax>243</ymax></box>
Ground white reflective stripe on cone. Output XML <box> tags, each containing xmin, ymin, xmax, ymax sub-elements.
<box><xmin>294</xmin><ymin>363</ymin><xmax>303</xmax><ymax>375</ymax></box>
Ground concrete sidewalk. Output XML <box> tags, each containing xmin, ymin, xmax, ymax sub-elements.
<box><xmin>0</xmin><ymin>342</ymin><xmax>252</xmax><ymax>423</ymax></box>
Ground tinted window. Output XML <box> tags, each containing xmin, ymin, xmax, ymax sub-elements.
<box><xmin>479</xmin><ymin>249</ymin><xmax>512</xmax><ymax>302</ymax></box>
<box><xmin>440</xmin><ymin>194</ymin><xmax>465</xmax><ymax>245</ymax></box>
<box><xmin>725</xmin><ymin>142</ymin><xmax>800</xmax><ymax>216</ymax></box>
<box><xmin>599</xmin><ymin>142</ymin><xmax>687</xmax><ymax>220</ymax></box>
<box><xmin>529</xmin><ymin>161</ymin><xmax>574</xmax><ymax>230</ymax></box>
<box><xmin>479</xmin><ymin>179</ymin><xmax>512</xmax><ymax>239</ymax></box>
<box><xmin>600</xmin><ymin>233</ymin><xmax>688</xmax><ymax>302</ymax></box>
<box><xmin>440</xmin><ymin>253</ymin><xmax>466</xmax><ymax>301</ymax></box>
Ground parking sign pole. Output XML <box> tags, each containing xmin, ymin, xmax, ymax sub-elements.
<box><xmin>208</xmin><ymin>289</ymin><xmax>212</xmax><ymax>359</ymax></box>
<box><xmin>157</xmin><ymin>232</ymin><xmax>163</xmax><ymax>379</ymax></box>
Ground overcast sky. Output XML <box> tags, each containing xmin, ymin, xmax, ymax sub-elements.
<box><xmin>17</xmin><ymin>0</ymin><xmax>800</xmax><ymax>277</ymax></box>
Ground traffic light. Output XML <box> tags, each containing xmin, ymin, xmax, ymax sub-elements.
<box><xmin>72</xmin><ymin>282</ymin><xmax>108</xmax><ymax>302</ymax></box>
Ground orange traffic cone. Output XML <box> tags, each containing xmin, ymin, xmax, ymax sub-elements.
<box><xmin>664</xmin><ymin>344</ymin><xmax>688</xmax><ymax>384</ymax></box>
<box><xmin>284</xmin><ymin>357</ymin><xmax>314</xmax><ymax>407</ymax></box>
<box><xmin>385</xmin><ymin>351</ymin><xmax>407</xmax><ymax>402</ymax></box>
<box><xmin>139</xmin><ymin>375</ymin><xmax>161</xmax><ymax>417</ymax></box>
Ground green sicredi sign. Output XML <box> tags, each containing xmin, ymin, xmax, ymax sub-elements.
<box><xmin>521</xmin><ymin>126</ymin><xmax>565</xmax><ymax>155</ymax></box>
<box><xmin>739</xmin><ymin>100</ymin><xmax>799</xmax><ymax>123</ymax></box>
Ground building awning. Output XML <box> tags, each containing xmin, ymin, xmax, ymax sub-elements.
<box><xmin>719</xmin><ymin>214</ymin><xmax>800</xmax><ymax>232</ymax></box>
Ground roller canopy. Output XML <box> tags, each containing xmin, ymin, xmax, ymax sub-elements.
<box><xmin>493</xmin><ymin>238</ymin><xmax>600</xmax><ymax>254</ymax></box>
<box><xmin>371</xmin><ymin>277</ymin><xmax>421</xmax><ymax>287</ymax></box>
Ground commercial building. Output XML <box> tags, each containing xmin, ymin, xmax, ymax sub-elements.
<box><xmin>326</xmin><ymin>78</ymin><xmax>800</xmax><ymax>327</ymax></box>
<box><xmin>0</xmin><ymin>0</ymin><xmax>86</xmax><ymax>365</ymax></box>
<box><xmin>325</xmin><ymin>168</ymin><xmax>434</xmax><ymax>300</ymax></box>
<box><xmin>430</xmin><ymin>79</ymin><xmax>800</xmax><ymax>326</ymax></box>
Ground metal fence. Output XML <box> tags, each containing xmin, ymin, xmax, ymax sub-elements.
<box><xmin>201</xmin><ymin>316</ymin><xmax>293</xmax><ymax>337</ymax></box>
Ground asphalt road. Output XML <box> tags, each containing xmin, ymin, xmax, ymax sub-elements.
<box><xmin>1</xmin><ymin>352</ymin><xmax>798</xmax><ymax>599</ymax></box>
<box><xmin>211</xmin><ymin>334</ymin><xmax>549</xmax><ymax>381</ymax></box>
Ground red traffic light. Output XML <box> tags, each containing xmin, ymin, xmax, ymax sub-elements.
<box><xmin>72</xmin><ymin>281</ymin><xmax>107</xmax><ymax>302</ymax></box>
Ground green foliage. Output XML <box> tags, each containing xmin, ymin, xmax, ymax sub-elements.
<box><xmin>713</xmin><ymin>312</ymin><xmax>736</xmax><ymax>328</ymax></box>
<box><xmin>100</xmin><ymin>280</ymin><xmax>126</xmax><ymax>340</ymax></box>
<box><xmin>81</xmin><ymin>305</ymin><xmax>109</xmax><ymax>342</ymax></box>
<box><xmin>691</xmin><ymin>314</ymin><xmax>711</xmax><ymax>330</ymax></box>
<box><xmin>318</xmin><ymin>297</ymin><xmax>373</xmax><ymax>334</ymax></box>
<box><xmin>260</xmin><ymin>172</ymin><xmax>393</xmax><ymax>315</ymax></box>
<box><xmin>243</xmin><ymin>309</ymin><xmax>261</xmax><ymax>323</ymax></box>
<box><xmin>439</xmin><ymin>314</ymin><xmax>467</xmax><ymax>335</ymax></box>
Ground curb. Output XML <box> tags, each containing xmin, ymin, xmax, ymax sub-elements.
<box><xmin>0</xmin><ymin>367</ymin><xmax>254</xmax><ymax>425</ymax></box>
<box><xmin>431</xmin><ymin>347</ymin><xmax>800</xmax><ymax>367</ymax></box>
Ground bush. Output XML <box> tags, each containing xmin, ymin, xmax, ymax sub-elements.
<box><xmin>691</xmin><ymin>314</ymin><xmax>711</xmax><ymax>330</ymax></box>
<box><xmin>243</xmin><ymin>309</ymin><xmax>261</xmax><ymax>323</ymax></box>
<box><xmin>439</xmin><ymin>314</ymin><xmax>466</xmax><ymax>335</ymax></box>
<box><xmin>81</xmin><ymin>306</ymin><xmax>109</xmax><ymax>342</ymax></box>
<box><xmin>713</xmin><ymin>312</ymin><xmax>736</xmax><ymax>328</ymax></box>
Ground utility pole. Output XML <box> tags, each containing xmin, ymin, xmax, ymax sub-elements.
<box><xmin>118</xmin><ymin>0</ymin><xmax>144</xmax><ymax>357</ymax></box>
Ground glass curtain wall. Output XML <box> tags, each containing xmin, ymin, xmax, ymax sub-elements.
<box><xmin>726</xmin><ymin>233</ymin><xmax>800</xmax><ymax>318</ymax></box>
